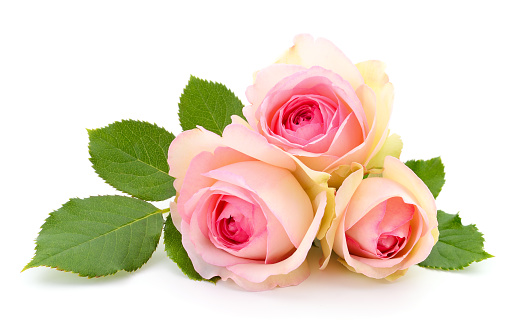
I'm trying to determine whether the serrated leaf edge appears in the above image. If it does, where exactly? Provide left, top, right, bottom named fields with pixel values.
left=177, top=75, right=245, bottom=136
left=418, top=211, right=493, bottom=271
left=23, top=196, right=168, bottom=277
left=405, top=157, right=445, bottom=199
left=87, top=119, right=176, bottom=202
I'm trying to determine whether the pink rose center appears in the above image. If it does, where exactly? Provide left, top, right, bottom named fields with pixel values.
left=376, top=233, right=407, bottom=258
left=211, top=196, right=255, bottom=250
left=276, top=94, right=337, bottom=143
left=217, top=215, right=250, bottom=245
left=345, top=197, right=415, bottom=260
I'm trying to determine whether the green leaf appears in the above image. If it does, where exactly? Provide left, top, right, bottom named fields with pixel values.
left=164, top=214, right=218, bottom=283
left=24, top=196, right=165, bottom=277
left=418, top=210, right=493, bottom=270
left=405, top=157, right=445, bottom=198
left=178, top=76, right=245, bottom=135
left=366, top=133, right=403, bottom=169
left=88, top=120, right=176, bottom=201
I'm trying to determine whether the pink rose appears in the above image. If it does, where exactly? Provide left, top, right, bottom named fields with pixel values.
left=244, top=34, right=394, bottom=173
left=320, top=157, right=438, bottom=280
left=168, top=120, right=332, bottom=291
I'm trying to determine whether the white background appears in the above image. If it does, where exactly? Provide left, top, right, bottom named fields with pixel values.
left=1, top=1, right=525, bottom=326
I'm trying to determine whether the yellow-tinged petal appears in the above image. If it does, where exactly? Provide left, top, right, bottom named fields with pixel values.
left=384, top=268, right=409, bottom=282
left=432, top=227, right=439, bottom=243
left=316, top=188, right=336, bottom=241
left=288, top=156, right=334, bottom=242
left=355, top=60, right=394, bottom=164
left=319, top=163, right=363, bottom=269
left=355, top=60, right=389, bottom=95
left=366, top=133, right=403, bottom=169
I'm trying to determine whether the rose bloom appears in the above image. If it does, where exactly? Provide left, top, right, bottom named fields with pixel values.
left=168, top=119, right=332, bottom=291
left=244, top=34, right=394, bottom=174
left=320, top=157, right=438, bottom=280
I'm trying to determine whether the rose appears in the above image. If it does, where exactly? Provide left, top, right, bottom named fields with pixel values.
left=168, top=120, right=332, bottom=291
left=320, top=156, right=438, bottom=280
left=243, top=34, right=394, bottom=174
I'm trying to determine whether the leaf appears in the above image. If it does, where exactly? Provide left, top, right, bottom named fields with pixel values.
left=178, top=76, right=245, bottom=135
left=163, top=214, right=219, bottom=283
left=405, top=157, right=445, bottom=198
left=366, top=133, right=403, bottom=169
left=418, top=210, right=493, bottom=270
left=88, top=120, right=176, bottom=201
left=24, top=196, right=165, bottom=277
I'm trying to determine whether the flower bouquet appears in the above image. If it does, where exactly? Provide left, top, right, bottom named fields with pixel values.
left=24, top=35, right=491, bottom=291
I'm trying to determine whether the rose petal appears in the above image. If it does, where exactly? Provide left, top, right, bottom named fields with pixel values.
left=345, top=200, right=387, bottom=254
left=168, top=127, right=222, bottom=190
left=226, top=261, right=310, bottom=292
left=204, top=161, right=313, bottom=247
left=382, top=156, right=438, bottom=232
left=378, top=197, right=415, bottom=234
left=276, top=34, right=365, bottom=90
left=245, top=64, right=305, bottom=123
left=228, top=191, right=327, bottom=283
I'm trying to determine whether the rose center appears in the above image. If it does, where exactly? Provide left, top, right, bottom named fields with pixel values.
left=210, top=196, right=256, bottom=250
left=291, top=106, right=315, bottom=126
left=274, top=94, right=336, bottom=143
left=218, top=215, right=250, bottom=245
left=376, top=234, right=406, bottom=258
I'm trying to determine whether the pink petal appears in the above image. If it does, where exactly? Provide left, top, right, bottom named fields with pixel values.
left=378, top=197, right=415, bottom=234
left=345, top=200, right=387, bottom=255
left=204, top=161, right=313, bottom=248
left=382, top=157, right=438, bottom=232
left=228, top=191, right=327, bottom=283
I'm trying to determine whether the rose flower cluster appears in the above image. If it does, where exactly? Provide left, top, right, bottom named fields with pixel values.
left=168, top=35, right=438, bottom=291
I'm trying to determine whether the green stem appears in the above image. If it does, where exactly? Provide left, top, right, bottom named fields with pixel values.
left=160, top=208, right=170, bottom=214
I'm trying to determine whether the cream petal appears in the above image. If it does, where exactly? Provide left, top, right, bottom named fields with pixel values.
left=167, top=127, right=222, bottom=191
left=276, top=34, right=365, bottom=90
left=222, top=124, right=297, bottom=171
left=226, top=261, right=310, bottom=291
